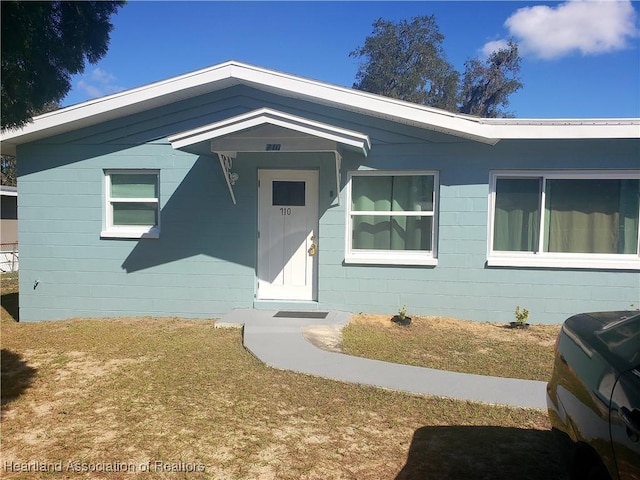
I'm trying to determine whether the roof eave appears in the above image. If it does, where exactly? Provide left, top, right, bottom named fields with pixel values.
left=2, top=61, right=639, bottom=156
left=485, top=121, right=640, bottom=140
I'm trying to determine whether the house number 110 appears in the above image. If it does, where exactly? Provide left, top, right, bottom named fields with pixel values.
left=280, top=207, right=292, bottom=215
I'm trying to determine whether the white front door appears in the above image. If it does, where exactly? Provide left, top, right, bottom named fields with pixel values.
left=257, top=169, right=318, bottom=301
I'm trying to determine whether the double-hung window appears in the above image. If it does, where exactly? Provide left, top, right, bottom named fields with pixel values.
left=488, top=171, right=640, bottom=269
left=102, top=170, right=160, bottom=239
left=345, top=171, right=438, bottom=265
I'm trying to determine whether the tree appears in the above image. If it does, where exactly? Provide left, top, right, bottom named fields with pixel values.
left=1, top=0, right=125, bottom=131
left=0, top=102, right=59, bottom=186
left=351, top=16, right=523, bottom=118
left=1, top=155, right=17, bottom=186
left=459, top=41, right=523, bottom=118
left=350, top=16, right=459, bottom=112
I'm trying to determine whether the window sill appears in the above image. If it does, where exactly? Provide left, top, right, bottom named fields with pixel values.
left=101, top=227, right=160, bottom=239
left=345, top=252, right=437, bottom=266
left=487, top=254, right=640, bottom=271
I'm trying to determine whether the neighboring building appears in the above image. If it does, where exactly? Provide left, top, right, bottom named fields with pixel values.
left=1, top=61, right=638, bottom=323
left=0, top=185, right=18, bottom=272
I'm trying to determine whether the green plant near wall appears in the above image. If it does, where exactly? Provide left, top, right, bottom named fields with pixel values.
left=392, top=305, right=411, bottom=326
left=513, top=306, right=530, bottom=327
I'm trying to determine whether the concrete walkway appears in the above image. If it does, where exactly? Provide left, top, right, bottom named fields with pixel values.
left=217, top=309, right=548, bottom=410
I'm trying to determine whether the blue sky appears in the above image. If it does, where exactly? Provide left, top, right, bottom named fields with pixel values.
left=63, top=1, right=640, bottom=118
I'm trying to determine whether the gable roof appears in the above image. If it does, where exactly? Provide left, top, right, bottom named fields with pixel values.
left=1, top=60, right=639, bottom=156
left=168, top=107, right=371, bottom=157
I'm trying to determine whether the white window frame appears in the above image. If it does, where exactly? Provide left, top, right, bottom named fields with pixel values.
left=101, top=169, right=160, bottom=239
left=487, top=170, right=640, bottom=270
left=345, top=170, right=438, bottom=266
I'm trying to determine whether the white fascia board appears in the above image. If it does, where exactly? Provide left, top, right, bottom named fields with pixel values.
left=0, top=61, right=241, bottom=155
left=3, top=61, right=640, bottom=156
left=481, top=119, right=640, bottom=140
left=234, top=66, right=496, bottom=144
left=169, top=108, right=371, bottom=156
left=1, top=61, right=488, bottom=153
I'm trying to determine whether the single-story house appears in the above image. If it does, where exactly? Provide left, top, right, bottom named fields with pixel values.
left=0, top=185, right=19, bottom=272
left=1, top=61, right=639, bottom=323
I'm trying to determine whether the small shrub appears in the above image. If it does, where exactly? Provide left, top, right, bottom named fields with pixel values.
left=514, top=306, right=530, bottom=326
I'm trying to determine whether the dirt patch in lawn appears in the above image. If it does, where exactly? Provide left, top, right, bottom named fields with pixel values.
left=302, top=324, right=345, bottom=353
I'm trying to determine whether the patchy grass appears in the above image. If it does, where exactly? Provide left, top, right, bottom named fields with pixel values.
left=342, top=314, right=560, bottom=381
left=0, top=276, right=567, bottom=479
left=1, top=318, right=566, bottom=480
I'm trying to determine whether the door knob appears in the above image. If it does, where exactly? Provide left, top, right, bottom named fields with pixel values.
left=308, top=243, right=317, bottom=256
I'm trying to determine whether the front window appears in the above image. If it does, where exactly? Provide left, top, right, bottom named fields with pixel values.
left=489, top=171, right=640, bottom=269
left=102, top=170, right=160, bottom=239
left=346, top=171, right=438, bottom=265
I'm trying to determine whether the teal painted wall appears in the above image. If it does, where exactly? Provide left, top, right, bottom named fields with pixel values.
left=324, top=140, right=640, bottom=324
left=16, top=86, right=640, bottom=323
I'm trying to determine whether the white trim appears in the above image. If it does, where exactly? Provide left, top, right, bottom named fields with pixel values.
left=345, top=169, right=439, bottom=266
left=487, top=170, right=640, bottom=270
left=169, top=107, right=371, bottom=157
left=101, top=169, right=160, bottom=239
left=100, top=227, right=160, bottom=240
left=3, top=61, right=638, bottom=156
left=487, top=254, right=640, bottom=270
left=345, top=250, right=439, bottom=266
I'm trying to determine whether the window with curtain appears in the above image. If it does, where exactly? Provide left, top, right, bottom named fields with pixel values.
left=346, top=172, right=437, bottom=265
left=490, top=172, right=640, bottom=269
left=102, top=170, right=160, bottom=238
left=493, top=177, right=541, bottom=252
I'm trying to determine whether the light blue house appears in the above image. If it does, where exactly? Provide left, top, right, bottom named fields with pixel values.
left=2, top=61, right=639, bottom=323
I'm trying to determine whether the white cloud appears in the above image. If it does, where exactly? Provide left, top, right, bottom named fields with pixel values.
left=481, top=39, right=510, bottom=58
left=504, top=0, right=638, bottom=59
left=76, top=67, right=124, bottom=99
left=76, top=80, right=104, bottom=98
left=90, top=67, right=116, bottom=85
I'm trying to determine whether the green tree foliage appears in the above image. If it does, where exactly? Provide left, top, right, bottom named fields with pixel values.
left=351, top=16, right=523, bottom=118
left=1, top=102, right=59, bottom=186
left=1, top=0, right=125, bottom=131
left=459, top=41, right=523, bottom=118
left=0, top=156, right=16, bottom=186
left=1, top=155, right=17, bottom=186
left=350, top=16, right=459, bottom=112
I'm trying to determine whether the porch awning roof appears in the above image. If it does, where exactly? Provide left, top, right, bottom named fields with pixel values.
left=168, top=108, right=371, bottom=157
left=168, top=108, right=369, bottom=205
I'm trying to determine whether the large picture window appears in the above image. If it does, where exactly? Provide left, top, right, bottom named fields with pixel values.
left=346, top=171, right=438, bottom=265
left=102, top=170, right=160, bottom=239
left=488, top=171, right=640, bottom=269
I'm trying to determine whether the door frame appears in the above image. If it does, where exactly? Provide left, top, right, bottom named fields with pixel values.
left=256, top=169, right=319, bottom=301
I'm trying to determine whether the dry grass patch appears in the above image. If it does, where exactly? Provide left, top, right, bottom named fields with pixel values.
left=1, top=275, right=567, bottom=479
left=1, top=318, right=567, bottom=480
left=342, top=313, right=560, bottom=381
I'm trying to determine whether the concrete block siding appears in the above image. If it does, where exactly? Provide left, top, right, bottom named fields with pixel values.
left=15, top=87, right=640, bottom=323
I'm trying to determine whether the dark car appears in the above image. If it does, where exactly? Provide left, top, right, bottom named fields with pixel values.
left=547, top=311, right=640, bottom=480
